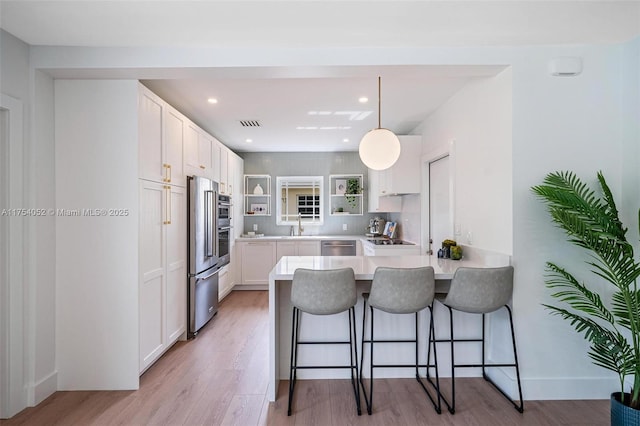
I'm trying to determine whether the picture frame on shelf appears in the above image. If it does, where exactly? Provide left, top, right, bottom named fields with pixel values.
left=335, top=179, right=347, bottom=195
left=250, top=203, right=268, bottom=214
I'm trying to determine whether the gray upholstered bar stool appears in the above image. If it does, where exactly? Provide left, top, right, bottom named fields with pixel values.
left=433, top=265, right=523, bottom=414
left=287, top=267, right=361, bottom=416
left=359, top=266, right=442, bottom=415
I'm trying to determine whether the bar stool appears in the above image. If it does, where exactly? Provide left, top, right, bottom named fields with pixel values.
left=287, top=267, right=361, bottom=416
left=359, top=266, right=442, bottom=415
left=434, top=265, right=524, bottom=414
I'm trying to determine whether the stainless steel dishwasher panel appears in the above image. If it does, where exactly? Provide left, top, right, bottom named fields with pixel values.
left=320, top=240, right=357, bottom=256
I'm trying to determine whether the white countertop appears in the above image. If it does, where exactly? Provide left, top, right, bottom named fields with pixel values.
left=235, top=234, right=365, bottom=242
left=269, top=254, right=491, bottom=280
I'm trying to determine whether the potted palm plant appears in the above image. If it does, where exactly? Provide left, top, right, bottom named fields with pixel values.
left=532, top=171, right=639, bottom=425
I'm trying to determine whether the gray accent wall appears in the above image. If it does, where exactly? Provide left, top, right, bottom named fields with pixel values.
left=240, top=152, right=386, bottom=236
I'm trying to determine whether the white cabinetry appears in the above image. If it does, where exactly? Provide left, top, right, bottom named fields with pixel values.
left=219, top=146, right=229, bottom=194
left=376, top=135, right=421, bottom=195
left=239, top=241, right=277, bottom=286
left=138, top=85, right=185, bottom=187
left=139, top=180, right=186, bottom=373
left=218, top=265, right=233, bottom=299
left=368, top=168, right=401, bottom=213
left=138, top=83, right=187, bottom=374
left=276, top=241, right=320, bottom=260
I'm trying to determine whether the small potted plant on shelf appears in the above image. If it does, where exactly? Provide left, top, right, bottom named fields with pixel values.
left=344, top=178, right=361, bottom=209
left=532, top=171, right=639, bottom=425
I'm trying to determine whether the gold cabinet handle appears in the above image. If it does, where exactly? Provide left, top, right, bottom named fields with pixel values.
left=199, top=165, right=205, bottom=170
left=163, top=163, right=169, bottom=182
left=163, top=185, right=172, bottom=225
left=229, top=184, right=232, bottom=196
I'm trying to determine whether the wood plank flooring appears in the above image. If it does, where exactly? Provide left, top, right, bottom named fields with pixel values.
left=2, top=290, right=609, bottom=425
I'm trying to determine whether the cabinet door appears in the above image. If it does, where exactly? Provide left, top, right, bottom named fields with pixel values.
left=241, top=242, right=276, bottom=285
left=184, top=123, right=200, bottom=176
left=220, top=147, right=229, bottom=194
left=138, top=87, right=164, bottom=183
left=165, top=185, right=186, bottom=344
left=368, top=169, right=401, bottom=213
left=276, top=241, right=296, bottom=261
left=297, top=241, right=320, bottom=256
left=218, top=265, right=232, bottom=300
left=210, top=138, right=221, bottom=183
left=197, top=132, right=213, bottom=179
left=139, top=180, right=166, bottom=372
left=164, top=107, right=186, bottom=187
left=386, top=135, right=421, bottom=194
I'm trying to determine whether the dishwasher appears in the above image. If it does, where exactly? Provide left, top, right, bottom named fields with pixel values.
left=320, top=240, right=357, bottom=256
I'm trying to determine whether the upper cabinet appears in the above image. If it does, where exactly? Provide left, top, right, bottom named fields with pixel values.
left=374, top=135, right=422, bottom=196
left=138, top=85, right=185, bottom=187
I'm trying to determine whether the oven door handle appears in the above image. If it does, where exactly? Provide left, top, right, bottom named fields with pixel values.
left=218, top=226, right=232, bottom=231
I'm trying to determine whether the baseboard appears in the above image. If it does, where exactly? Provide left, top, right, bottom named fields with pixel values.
left=29, top=370, right=57, bottom=406
left=488, top=367, right=618, bottom=400
left=233, top=284, right=267, bottom=291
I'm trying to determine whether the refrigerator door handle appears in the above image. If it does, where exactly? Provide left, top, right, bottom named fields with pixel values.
left=196, top=268, right=219, bottom=282
left=214, top=191, right=220, bottom=258
left=205, top=190, right=214, bottom=257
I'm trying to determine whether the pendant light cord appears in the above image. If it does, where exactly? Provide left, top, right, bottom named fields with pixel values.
left=377, top=76, right=382, bottom=129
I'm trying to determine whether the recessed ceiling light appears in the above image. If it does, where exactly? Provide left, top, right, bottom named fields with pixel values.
left=359, top=97, right=368, bottom=103
left=245, top=139, right=252, bottom=143
left=207, top=98, right=218, bottom=104
left=343, top=138, right=349, bottom=143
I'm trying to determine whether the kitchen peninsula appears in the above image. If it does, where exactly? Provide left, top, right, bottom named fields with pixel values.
left=267, top=253, right=511, bottom=401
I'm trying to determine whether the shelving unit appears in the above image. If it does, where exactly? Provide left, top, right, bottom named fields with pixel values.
left=329, top=174, right=363, bottom=216
left=244, top=174, right=271, bottom=216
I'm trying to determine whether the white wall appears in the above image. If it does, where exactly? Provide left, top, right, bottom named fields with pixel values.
left=418, top=69, right=513, bottom=255
left=55, top=80, right=139, bottom=390
left=0, top=29, right=58, bottom=415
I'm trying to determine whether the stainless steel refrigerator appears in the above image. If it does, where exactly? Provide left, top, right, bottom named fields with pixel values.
left=187, top=175, right=220, bottom=338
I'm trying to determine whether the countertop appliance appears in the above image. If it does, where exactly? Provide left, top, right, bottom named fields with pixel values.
left=366, top=217, right=386, bottom=236
left=367, top=239, right=415, bottom=245
left=320, top=240, right=357, bottom=256
left=187, top=176, right=221, bottom=338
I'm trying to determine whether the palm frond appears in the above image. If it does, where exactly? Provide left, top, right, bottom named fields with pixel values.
left=545, top=263, right=615, bottom=324
left=533, top=171, right=640, bottom=405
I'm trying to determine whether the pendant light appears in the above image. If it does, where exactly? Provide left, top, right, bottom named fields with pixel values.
left=358, top=76, right=401, bottom=170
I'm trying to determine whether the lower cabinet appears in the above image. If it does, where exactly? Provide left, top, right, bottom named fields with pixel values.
left=218, top=264, right=233, bottom=300
left=239, top=241, right=277, bottom=286
left=139, top=179, right=186, bottom=373
left=276, top=240, right=320, bottom=260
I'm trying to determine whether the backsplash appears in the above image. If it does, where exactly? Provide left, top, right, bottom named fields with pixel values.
left=240, top=152, right=385, bottom=236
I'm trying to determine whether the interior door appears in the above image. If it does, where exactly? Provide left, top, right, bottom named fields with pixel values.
left=429, top=155, right=450, bottom=255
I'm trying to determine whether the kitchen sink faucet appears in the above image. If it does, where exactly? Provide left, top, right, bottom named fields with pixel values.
left=297, top=213, right=304, bottom=236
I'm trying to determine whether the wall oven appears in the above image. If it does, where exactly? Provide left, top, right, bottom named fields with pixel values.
left=217, top=194, right=232, bottom=267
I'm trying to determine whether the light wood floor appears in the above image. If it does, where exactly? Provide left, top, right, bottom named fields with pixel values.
left=2, top=290, right=609, bottom=425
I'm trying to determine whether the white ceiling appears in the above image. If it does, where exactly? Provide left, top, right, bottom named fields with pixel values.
left=2, top=1, right=639, bottom=153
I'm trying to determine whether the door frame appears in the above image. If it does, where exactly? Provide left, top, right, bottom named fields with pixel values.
left=0, top=93, right=26, bottom=418
left=420, top=139, right=456, bottom=254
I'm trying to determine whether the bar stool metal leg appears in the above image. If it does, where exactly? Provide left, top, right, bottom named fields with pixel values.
left=360, top=300, right=442, bottom=415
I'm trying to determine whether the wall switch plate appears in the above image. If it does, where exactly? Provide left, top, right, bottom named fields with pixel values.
left=343, top=223, right=348, bottom=231
left=253, top=224, right=258, bottom=231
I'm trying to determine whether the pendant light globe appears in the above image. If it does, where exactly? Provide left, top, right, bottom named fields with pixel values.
left=358, top=76, right=400, bottom=170
left=358, top=128, right=401, bottom=170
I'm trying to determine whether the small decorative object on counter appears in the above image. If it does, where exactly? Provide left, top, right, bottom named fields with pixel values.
left=442, top=239, right=457, bottom=259
left=253, top=183, right=263, bottom=195
left=437, top=248, right=444, bottom=258
left=451, top=245, right=463, bottom=260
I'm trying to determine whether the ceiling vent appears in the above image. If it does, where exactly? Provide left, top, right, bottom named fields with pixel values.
left=239, top=120, right=261, bottom=127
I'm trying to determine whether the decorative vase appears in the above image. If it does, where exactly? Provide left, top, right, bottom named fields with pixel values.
left=611, top=392, right=640, bottom=426
left=253, top=184, right=263, bottom=195
left=451, top=245, right=463, bottom=260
